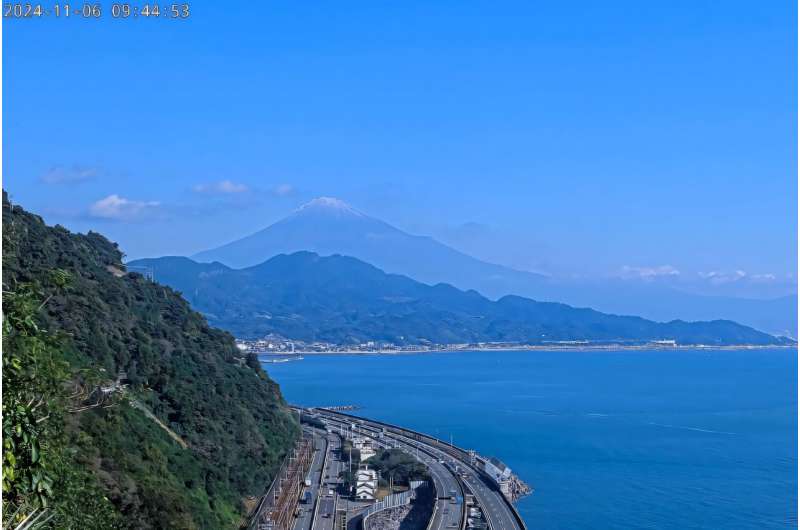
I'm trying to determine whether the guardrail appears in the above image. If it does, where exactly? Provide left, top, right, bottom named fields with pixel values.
left=356, top=433, right=437, bottom=530
left=315, top=413, right=466, bottom=530
left=309, top=432, right=330, bottom=530
left=459, top=479, right=491, bottom=530
left=426, top=495, right=439, bottom=530
left=308, top=409, right=528, bottom=530
left=362, top=481, right=427, bottom=530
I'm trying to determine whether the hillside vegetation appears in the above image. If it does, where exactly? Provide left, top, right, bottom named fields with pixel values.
left=130, top=252, right=788, bottom=346
left=2, top=193, right=298, bottom=529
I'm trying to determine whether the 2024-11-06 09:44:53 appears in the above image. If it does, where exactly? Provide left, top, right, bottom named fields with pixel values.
left=3, top=3, right=190, bottom=18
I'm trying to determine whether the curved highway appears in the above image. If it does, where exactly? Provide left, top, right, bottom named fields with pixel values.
left=393, top=432, right=518, bottom=530
left=313, top=413, right=463, bottom=530
left=310, top=409, right=525, bottom=530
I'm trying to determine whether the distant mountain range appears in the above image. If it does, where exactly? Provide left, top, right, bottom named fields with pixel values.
left=190, top=197, right=796, bottom=336
left=128, top=252, right=789, bottom=346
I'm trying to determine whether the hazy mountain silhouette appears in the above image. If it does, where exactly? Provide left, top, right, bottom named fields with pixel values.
left=129, top=252, right=789, bottom=346
left=192, top=197, right=548, bottom=293
left=191, top=197, right=796, bottom=336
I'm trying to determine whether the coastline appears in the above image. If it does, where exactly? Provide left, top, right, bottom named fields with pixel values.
left=256, top=344, right=797, bottom=356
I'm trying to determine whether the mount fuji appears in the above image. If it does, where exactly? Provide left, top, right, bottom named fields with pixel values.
left=192, top=197, right=549, bottom=295
left=190, top=197, right=795, bottom=335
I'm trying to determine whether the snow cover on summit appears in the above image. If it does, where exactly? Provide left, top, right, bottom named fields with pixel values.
left=190, top=197, right=795, bottom=336
left=290, top=197, right=366, bottom=218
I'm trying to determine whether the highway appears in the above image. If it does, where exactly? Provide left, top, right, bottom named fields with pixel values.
left=310, top=410, right=525, bottom=530
left=397, top=434, right=517, bottom=530
left=313, top=430, right=341, bottom=530
left=314, top=413, right=463, bottom=530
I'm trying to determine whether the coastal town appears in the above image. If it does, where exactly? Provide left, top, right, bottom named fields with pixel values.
left=233, top=335, right=780, bottom=355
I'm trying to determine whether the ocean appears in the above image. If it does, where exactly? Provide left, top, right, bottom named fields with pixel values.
left=263, top=349, right=797, bottom=529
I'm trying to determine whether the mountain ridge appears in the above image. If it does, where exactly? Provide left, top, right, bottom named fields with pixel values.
left=130, top=251, right=789, bottom=346
left=189, top=197, right=796, bottom=336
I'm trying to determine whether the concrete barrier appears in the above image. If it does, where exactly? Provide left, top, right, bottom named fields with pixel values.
left=310, top=409, right=528, bottom=530
left=363, top=481, right=428, bottom=530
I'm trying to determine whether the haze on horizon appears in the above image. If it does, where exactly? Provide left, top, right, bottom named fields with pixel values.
left=4, top=1, right=797, bottom=301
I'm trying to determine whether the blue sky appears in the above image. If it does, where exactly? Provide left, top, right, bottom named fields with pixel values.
left=4, top=1, right=797, bottom=296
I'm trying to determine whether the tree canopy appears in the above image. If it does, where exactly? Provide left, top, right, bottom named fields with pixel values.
left=2, top=192, right=298, bottom=529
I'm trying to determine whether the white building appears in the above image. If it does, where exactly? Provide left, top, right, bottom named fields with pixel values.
left=484, top=457, right=512, bottom=483
left=651, top=339, right=677, bottom=347
left=355, top=466, right=378, bottom=501
left=486, top=457, right=513, bottom=494
left=356, top=483, right=376, bottom=500
left=352, top=436, right=377, bottom=460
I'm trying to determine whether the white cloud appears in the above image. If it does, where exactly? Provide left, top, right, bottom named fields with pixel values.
left=193, top=180, right=249, bottom=194
left=89, top=194, right=160, bottom=221
left=271, top=183, right=295, bottom=197
left=619, top=265, right=680, bottom=280
left=41, top=165, right=99, bottom=184
left=751, top=273, right=777, bottom=282
left=698, top=270, right=778, bottom=284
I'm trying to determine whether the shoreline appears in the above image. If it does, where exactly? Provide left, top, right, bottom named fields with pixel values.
left=256, top=344, right=797, bottom=356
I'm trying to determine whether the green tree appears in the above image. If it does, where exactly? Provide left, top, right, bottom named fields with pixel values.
left=2, top=279, right=121, bottom=529
left=3, top=190, right=298, bottom=528
left=3, top=283, right=67, bottom=524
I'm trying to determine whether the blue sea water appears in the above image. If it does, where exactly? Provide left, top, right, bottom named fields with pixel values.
left=264, top=349, right=797, bottom=529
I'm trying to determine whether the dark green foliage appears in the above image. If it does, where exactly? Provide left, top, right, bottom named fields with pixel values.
left=3, top=281, right=123, bottom=529
left=364, top=449, right=429, bottom=488
left=130, top=252, right=789, bottom=346
left=3, top=192, right=299, bottom=529
left=2, top=285, right=66, bottom=508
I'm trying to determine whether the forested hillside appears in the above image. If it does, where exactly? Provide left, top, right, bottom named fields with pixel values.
left=2, top=192, right=298, bottom=529
left=130, top=252, right=788, bottom=346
